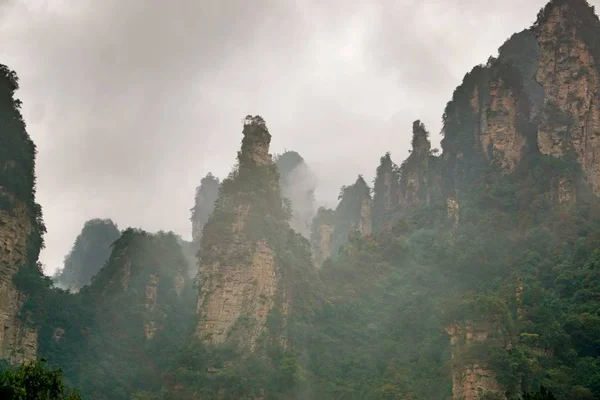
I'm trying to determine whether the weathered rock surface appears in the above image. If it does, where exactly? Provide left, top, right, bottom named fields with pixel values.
left=195, top=116, right=292, bottom=351
left=446, top=322, right=505, bottom=400
left=310, top=207, right=335, bottom=267
left=0, top=65, right=44, bottom=364
left=196, top=240, right=278, bottom=350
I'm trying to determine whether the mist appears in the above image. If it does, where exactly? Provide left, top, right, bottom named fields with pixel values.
left=2, top=0, right=600, bottom=399
left=0, top=0, right=567, bottom=276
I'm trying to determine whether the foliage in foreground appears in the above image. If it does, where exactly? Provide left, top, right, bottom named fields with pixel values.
left=0, top=359, right=81, bottom=400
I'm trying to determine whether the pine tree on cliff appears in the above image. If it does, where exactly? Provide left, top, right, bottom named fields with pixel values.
left=189, top=173, right=220, bottom=246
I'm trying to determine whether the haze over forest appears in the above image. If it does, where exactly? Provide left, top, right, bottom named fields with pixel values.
left=0, top=0, right=588, bottom=274
left=4, top=0, right=600, bottom=399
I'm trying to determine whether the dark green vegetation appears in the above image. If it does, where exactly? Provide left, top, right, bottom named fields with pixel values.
left=0, top=64, right=45, bottom=270
left=13, top=230, right=196, bottom=399
left=5, top=1, right=600, bottom=399
left=0, top=358, right=82, bottom=399
left=52, top=219, right=120, bottom=291
left=164, top=116, right=319, bottom=400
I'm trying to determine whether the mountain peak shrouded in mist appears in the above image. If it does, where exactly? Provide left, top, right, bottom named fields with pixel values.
left=52, top=218, right=120, bottom=292
left=275, top=150, right=317, bottom=237
left=190, top=172, right=221, bottom=245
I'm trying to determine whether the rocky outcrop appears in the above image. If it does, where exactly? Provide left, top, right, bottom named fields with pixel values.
left=447, top=196, right=460, bottom=227
left=0, top=65, right=45, bottom=364
left=534, top=0, right=600, bottom=194
left=91, top=229, right=193, bottom=342
left=190, top=173, right=221, bottom=245
left=53, top=218, right=120, bottom=292
left=331, top=176, right=372, bottom=257
left=399, top=121, right=434, bottom=209
left=195, top=116, right=298, bottom=351
left=549, top=175, right=577, bottom=204
left=196, top=240, right=278, bottom=350
left=372, top=153, right=401, bottom=233
left=310, top=207, right=335, bottom=266
left=275, top=151, right=317, bottom=237
left=143, top=274, right=162, bottom=340
left=0, top=197, right=37, bottom=363
left=480, top=79, right=524, bottom=172
left=446, top=322, right=506, bottom=400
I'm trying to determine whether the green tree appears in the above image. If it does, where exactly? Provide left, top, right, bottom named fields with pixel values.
left=0, top=358, right=82, bottom=399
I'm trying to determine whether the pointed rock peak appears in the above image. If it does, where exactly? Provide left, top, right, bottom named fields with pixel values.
left=337, top=175, right=371, bottom=202
left=375, top=153, right=400, bottom=185
left=378, top=152, right=394, bottom=171
left=275, top=150, right=311, bottom=184
left=411, top=120, right=431, bottom=156
left=275, top=150, right=305, bottom=172
left=239, top=115, right=272, bottom=168
left=534, top=0, right=599, bottom=29
left=354, top=175, right=370, bottom=191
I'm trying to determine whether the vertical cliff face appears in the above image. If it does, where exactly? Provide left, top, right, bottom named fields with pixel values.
left=37, top=228, right=197, bottom=398
left=0, top=65, right=44, bottom=364
left=90, top=229, right=193, bottom=342
left=53, top=218, right=120, bottom=292
left=0, top=198, right=38, bottom=363
left=444, top=296, right=511, bottom=400
left=275, top=151, right=317, bottom=237
left=372, top=152, right=401, bottom=233
left=440, top=0, right=600, bottom=204
left=310, top=207, right=335, bottom=266
left=190, top=173, right=221, bottom=246
left=399, top=121, right=437, bottom=209
left=195, top=115, right=313, bottom=354
left=480, top=77, right=525, bottom=172
left=330, top=176, right=372, bottom=257
left=446, top=322, right=506, bottom=400
left=535, top=0, right=600, bottom=194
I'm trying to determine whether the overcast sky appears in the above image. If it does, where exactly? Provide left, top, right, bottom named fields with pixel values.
left=0, top=0, right=595, bottom=274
